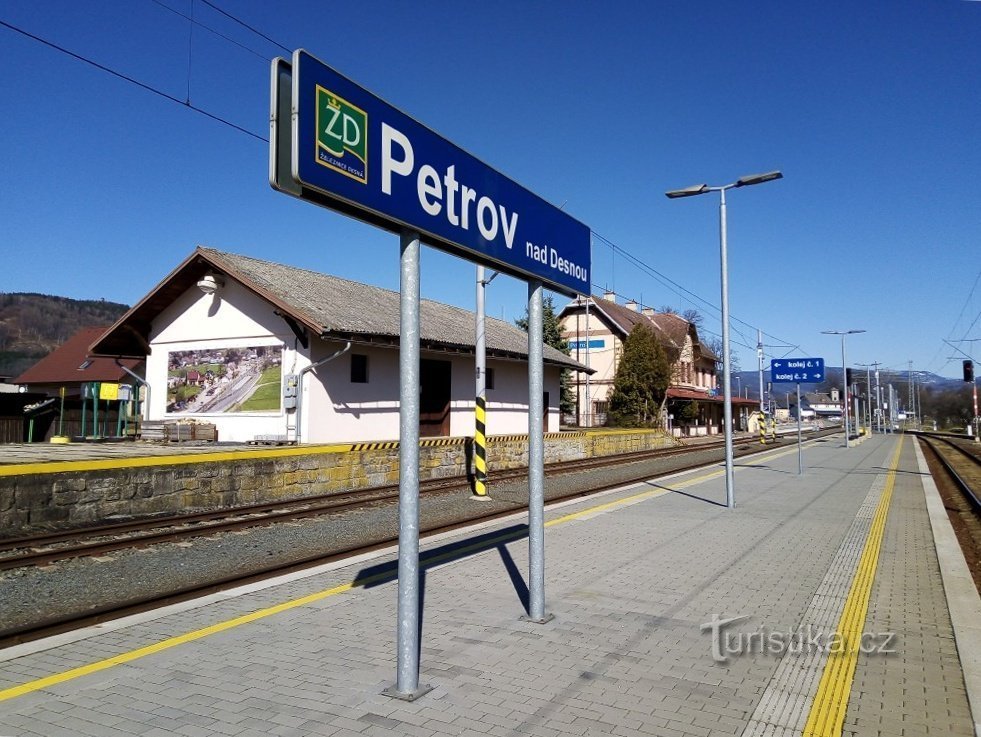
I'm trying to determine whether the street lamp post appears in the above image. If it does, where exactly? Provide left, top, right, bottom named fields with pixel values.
left=822, top=329, right=865, bottom=448
left=667, top=171, right=783, bottom=509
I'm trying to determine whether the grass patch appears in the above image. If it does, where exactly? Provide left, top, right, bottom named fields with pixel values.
left=237, top=365, right=282, bottom=412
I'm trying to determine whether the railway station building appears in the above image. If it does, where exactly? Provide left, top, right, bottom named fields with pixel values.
left=91, top=246, right=588, bottom=444
left=558, top=294, right=755, bottom=435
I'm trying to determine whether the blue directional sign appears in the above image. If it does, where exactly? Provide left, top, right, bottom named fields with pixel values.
left=282, top=50, right=591, bottom=296
left=771, top=357, right=826, bottom=384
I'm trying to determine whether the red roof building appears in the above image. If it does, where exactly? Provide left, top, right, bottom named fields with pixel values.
left=13, top=326, right=143, bottom=398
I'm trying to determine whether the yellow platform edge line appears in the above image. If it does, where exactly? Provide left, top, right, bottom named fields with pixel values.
left=801, top=438, right=903, bottom=737
left=0, top=445, right=748, bottom=702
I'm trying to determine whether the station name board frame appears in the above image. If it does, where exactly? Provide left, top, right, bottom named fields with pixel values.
left=270, top=51, right=590, bottom=297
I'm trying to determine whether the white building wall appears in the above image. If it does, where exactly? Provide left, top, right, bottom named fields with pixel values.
left=302, top=342, right=399, bottom=443
left=148, top=282, right=563, bottom=444
left=147, top=281, right=306, bottom=443
left=561, top=307, right=620, bottom=423
left=304, top=345, right=561, bottom=442
left=452, top=359, right=562, bottom=435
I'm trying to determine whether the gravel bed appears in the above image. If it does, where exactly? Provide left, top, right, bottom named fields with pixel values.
left=0, top=445, right=732, bottom=634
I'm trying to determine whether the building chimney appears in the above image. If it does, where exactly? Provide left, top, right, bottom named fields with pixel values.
left=625, top=300, right=638, bottom=312
left=641, top=307, right=655, bottom=317
left=603, top=291, right=616, bottom=303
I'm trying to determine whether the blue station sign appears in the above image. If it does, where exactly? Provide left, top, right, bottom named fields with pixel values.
left=284, top=50, right=591, bottom=296
left=770, top=357, right=825, bottom=384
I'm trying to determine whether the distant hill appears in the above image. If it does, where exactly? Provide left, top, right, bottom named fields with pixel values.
left=0, top=293, right=129, bottom=379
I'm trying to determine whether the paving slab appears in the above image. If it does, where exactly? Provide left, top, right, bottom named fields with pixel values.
left=0, top=434, right=975, bottom=737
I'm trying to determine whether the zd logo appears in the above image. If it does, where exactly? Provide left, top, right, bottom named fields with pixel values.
left=315, top=86, right=367, bottom=184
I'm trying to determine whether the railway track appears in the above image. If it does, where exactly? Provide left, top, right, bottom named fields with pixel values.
left=0, top=438, right=738, bottom=570
left=913, top=432, right=981, bottom=511
left=912, top=430, right=981, bottom=594
left=0, top=430, right=834, bottom=647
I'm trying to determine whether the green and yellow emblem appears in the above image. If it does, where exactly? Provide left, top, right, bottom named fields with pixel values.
left=315, top=86, right=367, bottom=183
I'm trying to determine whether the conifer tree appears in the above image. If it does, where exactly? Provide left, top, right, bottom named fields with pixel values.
left=607, top=321, right=672, bottom=427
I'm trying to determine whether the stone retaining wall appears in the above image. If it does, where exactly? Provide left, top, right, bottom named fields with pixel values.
left=1, top=429, right=676, bottom=534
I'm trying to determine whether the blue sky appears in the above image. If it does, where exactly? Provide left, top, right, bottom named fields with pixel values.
left=1, top=1, right=979, bottom=378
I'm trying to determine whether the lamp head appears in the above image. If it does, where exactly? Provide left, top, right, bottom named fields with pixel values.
left=735, top=171, right=783, bottom=188
left=665, top=184, right=709, bottom=199
left=196, top=274, right=224, bottom=295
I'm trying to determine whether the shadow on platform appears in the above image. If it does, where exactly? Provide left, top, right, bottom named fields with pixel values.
left=638, top=480, right=729, bottom=508
left=352, top=523, right=533, bottom=616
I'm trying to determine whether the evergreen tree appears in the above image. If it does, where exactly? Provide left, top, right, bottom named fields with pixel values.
left=607, top=322, right=672, bottom=427
left=515, top=294, right=575, bottom=415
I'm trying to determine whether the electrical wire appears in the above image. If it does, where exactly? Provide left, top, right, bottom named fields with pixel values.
left=0, top=18, right=267, bottom=143
left=199, top=0, right=290, bottom=54
left=927, top=267, right=981, bottom=374
left=148, top=0, right=272, bottom=62
left=589, top=231, right=807, bottom=359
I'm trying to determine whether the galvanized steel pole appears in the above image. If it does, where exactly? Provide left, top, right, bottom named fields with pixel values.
left=665, top=171, right=782, bottom=510
left=757, top=328, right=765, bottom=415
left=584, top=298, right=591, bottom=427
left=796, top=382, right=803, bottom=475
left=473, top=265, right=489, bottom=498
left=526, top=281, right=551, bottom=623
left=840, top=334, right=850, bottom=447
left=719, top=188, right=735, bottom=509
left=388, top=230, right=430, bottom=701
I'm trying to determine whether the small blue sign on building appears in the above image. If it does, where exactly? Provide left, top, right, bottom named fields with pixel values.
left=770, top=357, right=826, bottom=384
left=282, top=50, right=591, bottom=296
left=569, top=339, right=605, bottom=350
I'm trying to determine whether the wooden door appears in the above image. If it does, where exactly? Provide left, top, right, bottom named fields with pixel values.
left=420, top=359, right=451, bottom=437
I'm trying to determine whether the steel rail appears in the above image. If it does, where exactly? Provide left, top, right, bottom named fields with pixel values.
left=915, top=434, right=981, bottom=512
left=0, top=441, right=736, bottom=565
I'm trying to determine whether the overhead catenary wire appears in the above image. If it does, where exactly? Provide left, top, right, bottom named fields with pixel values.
left=148, top=0, right=273, bottom=62
left=0, top=17, right=267, bottom=143
left=199, top=0, right=291, bottom=55
left=591, top=230, right=794, bottom=353
left=1, top=8, right=790, bottom=363
left=927, top=267, right=981, bottom=374
left=589, top=231, right=808, bottom=359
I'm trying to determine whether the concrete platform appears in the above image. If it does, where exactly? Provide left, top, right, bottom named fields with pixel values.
left=0, top=434, right=977, bottom=737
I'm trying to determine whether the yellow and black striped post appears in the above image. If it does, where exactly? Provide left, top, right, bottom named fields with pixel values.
left=768, top=415, right=777, bottom=443
left=474, top=394, right=488, bottom=496
left=759, top=413, right=768, bottom=445
left=473, top=264, right=491, bottom=499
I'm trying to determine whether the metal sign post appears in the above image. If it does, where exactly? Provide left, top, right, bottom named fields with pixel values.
left=270, top=52, right=589, bottom=698
left=771, top=358, right=826, bottom=476
left=523, top=282, right=552, bottom=624
left=388, top=230, right=431, bottom=701
left=796, top=382, right=803, bottom=475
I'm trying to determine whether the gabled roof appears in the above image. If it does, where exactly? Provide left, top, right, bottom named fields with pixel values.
left=560, top=296, right=720, bottom=363
left=92, top=247, right=590, bottom=373
left=559, top=297, right=683, bottom=353
left=652, top=311, right=693, bottom=349
left=14, top=327, right=142, bottom=385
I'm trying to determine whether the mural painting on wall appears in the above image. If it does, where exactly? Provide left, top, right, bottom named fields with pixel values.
left=166, top=346, right=282, bottom=414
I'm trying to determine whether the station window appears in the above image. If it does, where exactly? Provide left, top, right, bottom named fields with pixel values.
left=486, top=367, right=495, bottom=390
left=351, top=354, right=368, bottom=383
